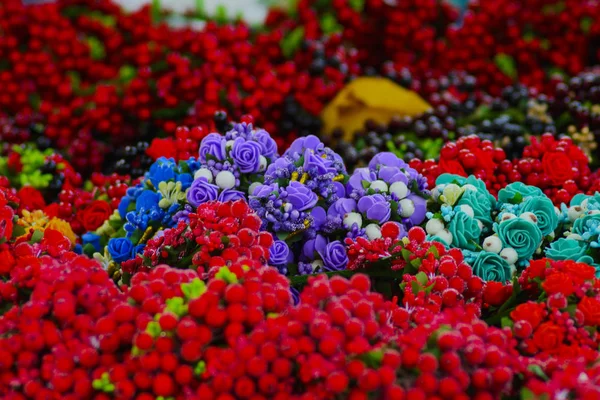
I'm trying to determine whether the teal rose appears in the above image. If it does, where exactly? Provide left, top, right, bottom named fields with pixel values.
left=572, top=213, right=600, bottom=238
left=496, top=217, right=543, bottom=262
left=520, top=196, right=558, bottom=237
left=471, top=251, right=512, bottom=282
left=457, top=188, right=493, bottom=227
left=447, top=210, right=481, bottom=250
left=570, top=193, right=589, bottom=207
left=498, top=182, right=543, bottom=204
left=545, top=238, right=593, bottom=264
left=437, top=174, right=495, bottom=206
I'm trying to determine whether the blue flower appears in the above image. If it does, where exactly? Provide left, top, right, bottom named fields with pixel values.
left=136, top=190, right=161, bottom=213
left=471, top=251, right=512, bottom=282
left=148, top=157, right=177, bottom=188
left=498, top=182, right=543, bottom=204
left=546, top=238, right=593, bottom=263
left=495, top=217, right=543, bottom=262
left=519, top=196, right=558, bottom=237
left=176, top=173, right=194, bottom=189
left=118, top=196, right=132, bottom=219
left=107, top=238, right=135, bottom=263
left=82, top=232, right=101, bottom=252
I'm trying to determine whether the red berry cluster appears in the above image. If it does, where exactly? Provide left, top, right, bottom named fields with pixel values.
left=412, top=133, right=593, bottom=204
left=518, top=134, right=592, bottom=204
left=133, top=201, right=273, bottom=276
left=524, top=358, right=600, bottom=399
left=207, top=273, right=405, bottom=398
left=122, top=264, right=290, bottom=399
left=146, top=125, right=208, bottom=162
left=411, top=135, right=509, bottom=195
left=0, top=253, right=126, bottom=398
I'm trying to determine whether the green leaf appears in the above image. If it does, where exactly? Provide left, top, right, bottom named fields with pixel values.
left=501, top=317, right=514, bottom=328
left=196, top=0, right=205, bottom=17
left=151, top=0, right=162, bottom=24
left=425, top=244, right=439, bottom=258
left=527, top=364, right=549, bottom=380
left=494, top=53, right=517, bottom=80
left=86, top=37, right=106, bottom=60
left=581, top=17, right=594, bottom=33
left=215, top=5, right=228, bottom=24
left=11, top=224, right=26, bottom=239
left=415, top=271, right=429, bottom=286
left=30, top=229, right=43, bottom=244
left=401, top=248, right=412, bottom=262
left=29, top=93, right=41, bottom=111
left=320, top=13, right=341, bottom=35
left=349, top=0, right=364, bottom=12
left=520, top=388, right=535, bottom=400
left=280, top=27, right=305, bottom=59
left=119, top=65, right=137, bottom=83
left=146, top=321, right=161, bottom=337
left=510, top=192, right=523, bottom=204
left=276, top=231, right=288, bottom=241
left=165, top=297, right=187, bottom=317
left=410, top=280, right=421, bottom=294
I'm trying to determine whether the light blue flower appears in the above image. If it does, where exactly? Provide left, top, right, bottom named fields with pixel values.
left=495, top=217, right=543, bottom=262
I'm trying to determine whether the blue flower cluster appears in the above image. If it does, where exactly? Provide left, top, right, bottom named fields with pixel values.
left=104, top=157, right=201, bottom=264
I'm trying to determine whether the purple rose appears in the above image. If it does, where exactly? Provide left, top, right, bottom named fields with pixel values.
left=253, top=129, right=278, bottom=158
left=346, top=168, right=375, bottom=195
left=333, top=181, right=346, bottom=198
left=405, top=194, right=427, bottom=225
left=378, top=166, right=409, bottom=185
left=318, top=240, right=348, bottom=271
left=199, top=133, right=226, bottom=162
left=285, top=135, right=324, bottom=157
left=311, top=206, right=327, bottom=231
left=284, top=181, right=318, bottom=211
left=252, top=182, right=278, bottom=197
left=218, top=188, right=246, bottom=202
left=302, top=234, right=328, bottom=260
left=269, top=240, right=292, bottom=266
left=368, top=152, right=408, bottom=170
left=303, top=148, right=330, bottom=175
left=187, top=177, right=220, bottom=207
left=231, top=137, right=262, bottom=173
left=358, top=194, right=391, bottom=224
left=327, top=198, right=357, bottom=219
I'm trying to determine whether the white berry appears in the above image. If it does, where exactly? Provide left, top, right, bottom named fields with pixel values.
left=520, top=212, right=538, bottom=224
left=311, top=259, right=324, bottom=271
left=258, top=156, right=268, bottom=172
left=365, top=224, right=382, bottom=240
left=343, top=212, right=363, bottom=229
left=463, top=184, right=477, bottom=192
left=194, top=168, right=213, bottom=182
left=500, top=213, right=517, bottom=222
left=215, top=170, right=236, bottom=189
left=389, top=181, right=409, bottom=199
left=226, top=139, right=235, bottom=148
left=399, top=199, right=415, bottom=217
left=425, top=218, right=444, bottom=235
left=500, top=247, right=518, bottom=265
left=370, top=180, right=388, bottom=193
left=567, top=206, right=584, bottom=222
left=436, top=229, right=453, bottom=245
left=458, top=204, right=474, bottom=218
left=248, top=182, right=261, bottom=196
left=482, top=236, right=502, bottom=253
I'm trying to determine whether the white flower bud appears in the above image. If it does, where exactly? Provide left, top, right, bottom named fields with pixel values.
left=365, top=224, right=382, bottom=240
left=567, top=233, right=583, bottom=241
left=554, top=206, right=561, bottom=216
left=389, top=181, right=409, bottom=199
left=500, top=213, right=516, bottom=222
left=399, top=199, right=415, bottom=217
left=462, top=184, right=477, bottom=192
left=194, top=168, right=213, bottom=182
left=482, top=236, right=502, bottom=253
left=509, top=264, right=517, bottom=276
left=458, top=204, right=474, bottom=218
left=477, top=220, right=484, bottom=231
left=258, top=156, right=268, bottom=172
left=581, top=199, right=589, bottom=210
left=435, top=229, right=453, bottom=245
left=226, top=139, right=235, bottom=148
left=568, top=206, right=584, bottom=222
left=370, top=180, right=388, bottom=193
left=425, top=218, right=444, bottom=235
left=215, top=170, right=236, bottom=189
left=590, top=210, right=600, bottom=215
left=343, top=212, right=363, bottom=229
left=520, top=212, right=538, bottom=224
left=499, top=247, right=518, bottom=265
left=248, top=182, right=261, bottom=196
left=431, top=187, right=441, bottom=201
left=311, top=259, right=324, bottom=271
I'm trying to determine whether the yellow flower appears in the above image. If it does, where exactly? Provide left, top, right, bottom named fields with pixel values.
left=439, top=184, right=464, bottom=206
left=17, top=210, right=50, bottom=238
left=320, top=77, right=431, bottom=140
left=45, top=218, right=77, bottom=245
